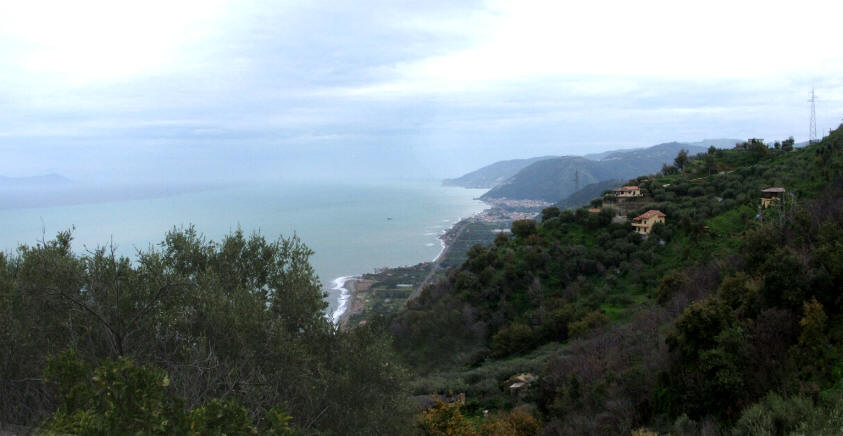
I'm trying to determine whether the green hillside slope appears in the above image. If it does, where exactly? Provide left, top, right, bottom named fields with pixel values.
left=385, top=125, right=843, bottom=434
left=554, top=179, right=623, bottom=210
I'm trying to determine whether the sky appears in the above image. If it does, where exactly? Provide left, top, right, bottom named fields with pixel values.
left=1, top=0, right=842, bottom=183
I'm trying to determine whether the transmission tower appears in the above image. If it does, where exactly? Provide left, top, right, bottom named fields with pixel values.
left=809, top=88, right=818, bottom=144
left=574, top=170, right=580, bottom=192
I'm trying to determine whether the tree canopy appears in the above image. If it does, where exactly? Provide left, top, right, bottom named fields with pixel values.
left=0, top=227, right=413, bottom=434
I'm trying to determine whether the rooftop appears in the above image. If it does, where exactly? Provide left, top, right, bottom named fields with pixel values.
left=613, top=186, right=640, bottom=192
left=761, top=187, right=786, bottom=193
left=633, top=210, right=666, bottom=221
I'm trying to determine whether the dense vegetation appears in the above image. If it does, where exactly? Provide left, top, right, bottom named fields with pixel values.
left=385, top=125, right=843, bottom=434
left=0, top=229, right=413, bottom=434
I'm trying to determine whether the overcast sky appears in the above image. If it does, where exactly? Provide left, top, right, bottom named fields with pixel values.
left=1, top=0, right=842, bottom=183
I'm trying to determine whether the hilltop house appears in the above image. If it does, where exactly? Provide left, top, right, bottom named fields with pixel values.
left=761, top=187, right=785, bottom=208
left=611, top=186, right=643, bottom=198
left=632, top=210, right=666, bottom=235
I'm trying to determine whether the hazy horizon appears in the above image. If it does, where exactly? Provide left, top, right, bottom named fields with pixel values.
left=1, top=1, right=842, bottom=184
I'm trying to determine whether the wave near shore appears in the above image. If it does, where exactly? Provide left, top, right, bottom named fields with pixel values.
left=330, top=275, right=357, bottom=324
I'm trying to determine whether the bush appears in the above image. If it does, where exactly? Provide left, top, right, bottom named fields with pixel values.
left=40, top=351, right=265, bottom=435
left=734, top=392, right=815, bottom=436
left=567, top=310, right=608, bottom=337
left=418, top=401, right=476, bottom=436
left=491, top=323, right=535, bottom=357
left=511, top=220, right=537, bottom=238
left=479, top=408, right=540, bottom=436
left=656, top=270, right=687, bottom=304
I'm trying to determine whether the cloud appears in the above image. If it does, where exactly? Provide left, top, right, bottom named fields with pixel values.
left=0, top=0, right=841, bottom=181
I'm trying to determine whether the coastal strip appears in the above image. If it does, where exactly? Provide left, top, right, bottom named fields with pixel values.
left=412, top=213, right=484, bottom=299
left=331, top=215, right=474, bottom=327
left=334, top=206, right=519, bottom=328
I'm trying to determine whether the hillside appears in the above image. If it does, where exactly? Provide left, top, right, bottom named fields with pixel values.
left=481, top=142, right=709, bottom=202
left=442, top=156, right=557, bottom=188
left=385, top=125, right=843, bottom=434
left=480, top=156, right=613, bottom=203
left=445, top=141, right=732, bottom=199
left=554, top=179, right=623, bottom=210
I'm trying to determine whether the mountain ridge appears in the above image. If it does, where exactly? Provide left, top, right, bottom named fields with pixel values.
left=479, top=141, right=713, bottom=202
left=445, top=140, right=740, bottom=203
left=442, top=156, right=557, bottom=189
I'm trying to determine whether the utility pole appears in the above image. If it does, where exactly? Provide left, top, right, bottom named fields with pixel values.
left=809, top=88, right=818, bottom=144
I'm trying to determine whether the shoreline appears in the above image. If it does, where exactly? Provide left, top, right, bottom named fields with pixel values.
left=329, top=275, right=358, bottom=324
left=331, top=208, right=489, bottom=326
left=432, top=217, right=459, bottom=263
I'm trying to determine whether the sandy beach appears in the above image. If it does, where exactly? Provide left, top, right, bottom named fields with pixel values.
left=336, top=277, right=376, bottom=329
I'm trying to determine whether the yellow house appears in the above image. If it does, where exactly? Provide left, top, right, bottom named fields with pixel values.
left=612, top=186, right=643, bottom=198
left=631, top=210, right=666, bottom=235
left=760, top=187, right=785, bottom=208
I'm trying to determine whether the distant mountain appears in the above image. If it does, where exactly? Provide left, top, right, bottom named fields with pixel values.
left=480, top=157, right=612, bottom=203
left=481, top=142, right=713, bottom=203
left=554, top=179, right=624, bottom=210
left=582, top=139, right=740, bottom=161
left=442, top=156, right=557, bottom=189
left=0, top=174, right=72, bottom=187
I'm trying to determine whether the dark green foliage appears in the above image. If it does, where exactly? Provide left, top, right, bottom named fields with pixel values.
left=790, top=298, right=832, bottom=383
left=0, top=228, right=413, bottom=434
left=733, top=391, right=843, bottom=436
left=40, top=351, right=299, bottom=435
left=491, top=322, right=535, bottom=357
left=674, top=149, right=689, bottom=171
left=781, top=136, right=795, bottom=152
left=510, top=219, right=537, bottom=238
left=41, top=351, right=193, bottom=435
left=541, top=206, right=560, bottom=221
left=667, top=299, right=736, bottom=361
left=656, top=270, right=687, bottom=304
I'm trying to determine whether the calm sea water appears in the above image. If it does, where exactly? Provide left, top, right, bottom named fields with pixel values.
left=0, top=181, right=488, bottom=316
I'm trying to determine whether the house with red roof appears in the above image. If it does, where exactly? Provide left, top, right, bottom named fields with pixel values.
left=631, top=210, right=665, bottom=235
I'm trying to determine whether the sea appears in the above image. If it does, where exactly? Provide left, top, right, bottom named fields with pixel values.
left=0, top=180, right=488, bottom=321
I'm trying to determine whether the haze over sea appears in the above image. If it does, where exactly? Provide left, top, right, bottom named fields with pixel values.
left=0, top=180, right=488, bottom=316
